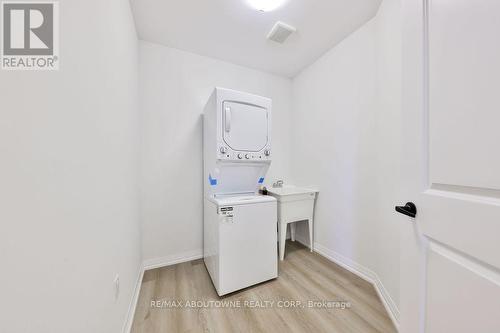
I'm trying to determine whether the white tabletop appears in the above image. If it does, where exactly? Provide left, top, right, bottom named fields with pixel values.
left=267, top=185, right=318, bottom=197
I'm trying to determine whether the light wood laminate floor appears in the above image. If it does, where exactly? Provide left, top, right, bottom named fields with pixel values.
left=131, top=241, right=397, bottom=333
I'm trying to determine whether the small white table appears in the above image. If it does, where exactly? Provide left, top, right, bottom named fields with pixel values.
left=267, top=186, right=318, bottom=261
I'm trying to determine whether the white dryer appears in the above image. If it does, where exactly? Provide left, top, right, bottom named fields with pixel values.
left=203, top=87, right=277, bottom=296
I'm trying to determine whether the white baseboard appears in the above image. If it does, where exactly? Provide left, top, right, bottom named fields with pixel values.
left=122, top=264, right=144, bottom=333
left=142, top=249, right=203, bottom=271
left=122, top=250, right=204, bottom=333
left=294, top=236, right=400, bottom=331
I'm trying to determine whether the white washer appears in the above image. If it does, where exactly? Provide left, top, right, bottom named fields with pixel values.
left=203, top=88, right=277, bottom=296
left=204, top=195, right=277, bottom=296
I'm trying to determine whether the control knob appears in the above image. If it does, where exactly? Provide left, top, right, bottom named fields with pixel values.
left=237, top=153, right=243, bottom=159
left=245, top=154, right=250, bottom=159
left=219, top=146, right=227, bottom=154
left=264, top=149, right=270, bottom=156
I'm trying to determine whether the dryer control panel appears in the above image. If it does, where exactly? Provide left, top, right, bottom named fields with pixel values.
left=217, top=146, right=271, bottom=161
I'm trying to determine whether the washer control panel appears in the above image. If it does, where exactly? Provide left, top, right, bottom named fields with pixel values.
left=217, top=146, right=271, bottom=161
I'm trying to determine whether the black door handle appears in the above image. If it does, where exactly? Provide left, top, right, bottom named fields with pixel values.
left=395, top=202, right=417, bottom=218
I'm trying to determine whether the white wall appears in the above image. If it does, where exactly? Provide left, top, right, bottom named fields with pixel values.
left=292, top=15, right=379, bottom=284
left=291, top=0, right=401, bottom=315
left=0, top=1, right=141, bottom=332
left=139, top=41, right=293, bottom=263
left=373, top=0, right=402, bottom=311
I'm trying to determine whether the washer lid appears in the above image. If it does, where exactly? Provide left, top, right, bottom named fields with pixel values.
left=222, top=101, right=269, bottom=152
left=210, top=194, right=276, bottom=206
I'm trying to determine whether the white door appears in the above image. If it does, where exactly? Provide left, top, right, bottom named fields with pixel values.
left=401, top=1, right=500, bottom=332
left=222, top=101, right=268, bottom=152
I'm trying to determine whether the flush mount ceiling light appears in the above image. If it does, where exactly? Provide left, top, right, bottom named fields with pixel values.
left=246, top=0, right=287, bottom=12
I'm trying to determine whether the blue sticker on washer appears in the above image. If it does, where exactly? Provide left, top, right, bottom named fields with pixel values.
left=209, top=175, right=217, bottom=186
left=258, top=177, right=265, bottom=184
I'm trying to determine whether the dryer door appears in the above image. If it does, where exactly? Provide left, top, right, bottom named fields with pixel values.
left=222, top=101, right=268, bottom=152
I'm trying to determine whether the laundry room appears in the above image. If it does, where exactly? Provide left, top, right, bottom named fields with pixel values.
left=2, top=0, right=499, bottom=332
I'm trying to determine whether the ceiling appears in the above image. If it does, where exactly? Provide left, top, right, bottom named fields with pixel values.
left=130, top=0, right=382, bottom=78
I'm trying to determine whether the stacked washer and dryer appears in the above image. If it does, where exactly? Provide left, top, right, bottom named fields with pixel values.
left=203, top=87, right=278, bottom=296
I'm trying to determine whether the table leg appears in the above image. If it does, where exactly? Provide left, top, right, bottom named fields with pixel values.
left=308, top=218, right=313, bottom=252
left=279, top=222, right=287, bottom=261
